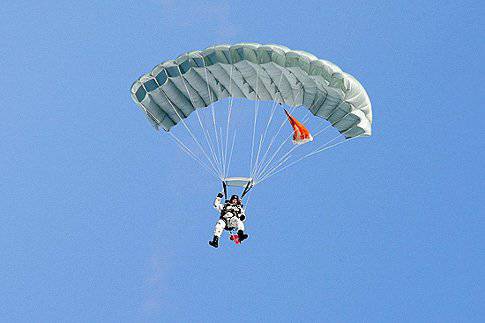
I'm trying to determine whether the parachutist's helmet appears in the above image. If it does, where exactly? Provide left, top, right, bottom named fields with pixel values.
left=230, top=195, right=240, bottom=204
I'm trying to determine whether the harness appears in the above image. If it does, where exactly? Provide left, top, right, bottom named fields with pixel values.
left=220, top=203, right=243, bottom=229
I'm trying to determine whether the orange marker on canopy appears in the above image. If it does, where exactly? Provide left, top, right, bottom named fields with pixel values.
left=284, top=109, right=313, bottom=145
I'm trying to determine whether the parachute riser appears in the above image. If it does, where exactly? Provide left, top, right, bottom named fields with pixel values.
left=222, top=181, right=228, bottom=200
left=241, top=181, right=253, bottom=198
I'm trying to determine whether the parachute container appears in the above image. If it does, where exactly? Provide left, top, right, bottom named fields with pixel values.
left=284, top=109, right=313, bottom=145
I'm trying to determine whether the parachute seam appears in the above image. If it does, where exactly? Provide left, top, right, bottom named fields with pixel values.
left=178, top=73, right=208, bottom=108
left=145, top=92, right=175, bottom=127
left=196, top=66, right=230, bottom=101
left=292, top=69, right=319, bottom=108
left=139, top=81, right=171, bottom=128
left=211, top=63, right=247, bottom=99
left=260, top=63, right=287, bottom=103
left=181, top=70, right=212, bottom=106
left=158, top=89, right=188, bottom=123
left=227, top=63, right=253, bottom=98
left=138, top=100, right=162, bottom=128
left=283, top=66, right=313, bottom=107
left=164, top=79, right=196, bottom=116
left=311, top=89, right=329, bottom=116
left=276, top=65, right=301, bottom=106
left=263, top=63, right=294, bottom=105
left=237, top=61, right=273, bottom=101
left=191, top=68, right=219, bottom=104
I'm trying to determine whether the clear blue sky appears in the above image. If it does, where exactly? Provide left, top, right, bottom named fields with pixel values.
left=1, top=1, right=483, bottom=322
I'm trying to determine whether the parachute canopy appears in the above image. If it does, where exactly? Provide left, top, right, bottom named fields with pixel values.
left=130, top=43, right=372, bottom=188
left=131, top=43, right=372, bottom=139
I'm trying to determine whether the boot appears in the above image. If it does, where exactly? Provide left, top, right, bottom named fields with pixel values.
left=237, top=230, right=248, bottom=242
left=209, top=236, right=219, bottom=248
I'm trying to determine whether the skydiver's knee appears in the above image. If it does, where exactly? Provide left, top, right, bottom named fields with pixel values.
left=216, top=219, right=226, bottom=228
left=237, top=220, right=245, bottom=230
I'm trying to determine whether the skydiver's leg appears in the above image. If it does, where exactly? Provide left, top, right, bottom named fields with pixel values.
left=209, top=219, right=226, bottom=248
left=236, top=218, right=245, bottom=231
left=213, top=219, right=226, bottom=237
left=236, top=218, right=248, bottom=242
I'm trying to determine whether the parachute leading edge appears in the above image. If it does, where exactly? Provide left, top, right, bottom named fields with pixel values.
left=284, top=109, right=313, bottom=145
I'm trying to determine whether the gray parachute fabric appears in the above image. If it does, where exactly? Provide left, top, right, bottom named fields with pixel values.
left=131, top=43, right=372, bottom=139
left=130, top=43, right=372, bottom=187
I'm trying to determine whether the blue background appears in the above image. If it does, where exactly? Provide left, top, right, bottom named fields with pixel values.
left=1, top=1, right=483, bottom=322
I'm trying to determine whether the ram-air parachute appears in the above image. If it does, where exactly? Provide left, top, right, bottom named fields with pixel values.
left=131, top=43, right=372, bottom=199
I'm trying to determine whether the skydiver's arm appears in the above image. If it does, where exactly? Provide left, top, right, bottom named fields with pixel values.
left=213, top=192, right=224, bottom=212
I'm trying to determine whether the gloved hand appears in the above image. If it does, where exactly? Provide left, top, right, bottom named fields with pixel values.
left=239, top=214, right=246, bottom=221
left=217, top=192, right=224, bottom=198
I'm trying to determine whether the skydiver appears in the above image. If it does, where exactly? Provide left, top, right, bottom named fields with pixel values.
left=209, top=193, right=248, bottom=248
